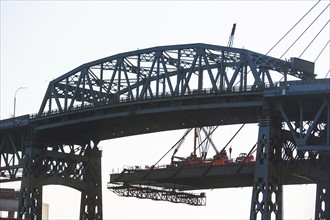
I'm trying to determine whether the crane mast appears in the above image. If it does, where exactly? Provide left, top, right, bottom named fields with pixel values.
left=227, top=23, right=236, bottom=47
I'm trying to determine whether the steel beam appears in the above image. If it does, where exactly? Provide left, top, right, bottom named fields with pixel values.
left=250, top=104, right=283, bottom=220
left=0, top=131, right=24, bottom=183
left=0, top=44, right=328, bottom=220
left=79, top=144, right=103, bottom=220
left=109, top=185, right=206, bottom=206
left=37, top=43, right=310, bottom=116
left=15, top=142, right=103, bottom=220
left=18, top=147, right=43, bottom=220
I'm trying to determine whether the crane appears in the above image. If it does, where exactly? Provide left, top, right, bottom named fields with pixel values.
left=197, top=23, right=238, bottom=161
left=177, top=23, right=238, bottom=164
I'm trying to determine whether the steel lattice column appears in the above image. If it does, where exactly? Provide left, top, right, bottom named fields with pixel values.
left=315, top=182, right=329, bottom=220
left=250, top=106, right=283, bottom=220
left=79, top=144, right=103, bottom=220
left=18, top=147, right=43, bottom=220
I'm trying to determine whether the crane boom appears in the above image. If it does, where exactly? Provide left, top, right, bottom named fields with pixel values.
left=227, top=23, right=236, bottom=47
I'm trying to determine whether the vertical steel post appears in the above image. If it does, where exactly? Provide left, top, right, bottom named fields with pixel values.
left=250, top=104, right=283, bottom=220
left=79, top=144, right=103, bottom=220
left=18, top=147, right=43, bottom=220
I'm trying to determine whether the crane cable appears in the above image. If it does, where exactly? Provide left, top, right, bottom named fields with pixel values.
left=149, top=2, right=329, bottom=174
left=146, top=126, right=219, bottom=173
left=171, top=126, right=220, bottom=177
left=314, top=40, right=330, bottom=63
left=233, top=1, right=323, bottom=87
left=299, top=19, right=330, bottom=58
left=229, top=2, right=324, bottom=169
left=230, top=2, right=322, bottom=137
left=203, top=124, right=245, bottom=176
left=313, top=39, right=330, bottom=79
left=235, top=142, right=258, bottom=174
left=314, top=39, right=330, bottom=79
left=266, top=0, right=322, bottom=55
left=280, top=3, right=330, bottom=59
left=153, top=128, right=193, bottom=168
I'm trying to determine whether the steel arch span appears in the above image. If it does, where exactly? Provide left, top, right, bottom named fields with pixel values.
left=37, top=43, right=313, bottom=117
left=0, top=43, right=329, bottom=220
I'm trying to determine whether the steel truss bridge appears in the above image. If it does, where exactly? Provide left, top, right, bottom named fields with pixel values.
left=0, top=43, right=329, bottom=220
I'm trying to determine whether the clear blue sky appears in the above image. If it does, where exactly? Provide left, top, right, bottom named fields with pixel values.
left=1, top=1, right=329, bottom=219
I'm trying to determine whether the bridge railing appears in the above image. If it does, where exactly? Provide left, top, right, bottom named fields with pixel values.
left=30, top=83, right=266, bottom=119
left=31, top=78, right=329, bottom=119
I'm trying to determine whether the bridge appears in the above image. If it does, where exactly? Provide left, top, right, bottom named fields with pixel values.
left=0, top=43, right=329, bottom=219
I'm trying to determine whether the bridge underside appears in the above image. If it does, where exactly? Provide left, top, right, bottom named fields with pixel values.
left=33, top=89, right=327, bottom=146
left=33, top=92, right=263, bottom=144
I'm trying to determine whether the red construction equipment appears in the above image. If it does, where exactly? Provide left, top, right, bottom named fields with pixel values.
left=236, top=153, right=255, bottom=163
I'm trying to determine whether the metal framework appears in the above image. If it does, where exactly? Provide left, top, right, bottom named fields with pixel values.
left=109, top=184, right=206, bottom=206
left=36, top=43, right=312, bottom=116
left=250, top=104, right=283, bottom=219
left=0, top=43, right=328, bottom=220
left=16, top=142, right=102, bottom=219
left=278, top=93, right=330, bottom=220
left=249, top=81, right=330, bottom=219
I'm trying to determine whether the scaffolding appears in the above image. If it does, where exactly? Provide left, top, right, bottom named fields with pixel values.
left=108, top=184, right=206, bottom=206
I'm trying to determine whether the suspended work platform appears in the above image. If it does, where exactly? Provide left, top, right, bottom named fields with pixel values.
left=108, top=159, right=318, bottom=205
left=109, top=162, right=315, bottom=190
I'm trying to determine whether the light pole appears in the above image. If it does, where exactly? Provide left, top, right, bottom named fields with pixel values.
left=13, top=87, right=27, bottom=117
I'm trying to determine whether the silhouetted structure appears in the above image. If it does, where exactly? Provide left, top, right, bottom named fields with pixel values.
left=0, top=44, right=329, bottom=219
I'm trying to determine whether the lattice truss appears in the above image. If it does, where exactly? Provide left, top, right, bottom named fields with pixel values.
left=277, top=99, right=329, bottom=220
left=0, top=130, right=24, bottom=182
left=0, top=138, right=102, bottom=185
left=272, top=92, right=330, bottom=209
left=38, top=43, right=306, bottom=115
left=279, top=97, right=330, bottom=183
left=16, top=142, right=103, bottom=219
left=36, top=144, right=99, bottom=188
left=109, top=184, right=206, bottom=206
left=279, top=95, right=329, bottom=151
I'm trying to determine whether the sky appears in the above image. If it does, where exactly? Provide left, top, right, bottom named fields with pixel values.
left=1, top=0, right=329, bottom=219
